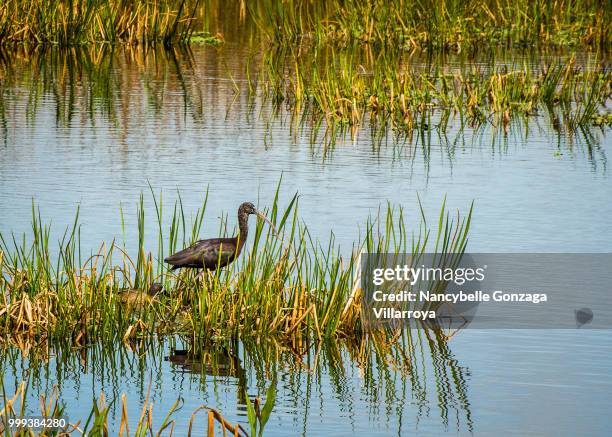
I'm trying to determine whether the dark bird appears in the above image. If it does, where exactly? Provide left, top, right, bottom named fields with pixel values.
left=118, top=282, right=164, bottom=306
left=575, top=307, right=594, bottom=328
left=164, top=202, right=276, bottom=275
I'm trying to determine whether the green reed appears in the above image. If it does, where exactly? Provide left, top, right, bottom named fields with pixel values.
left=0, top=0, right=203, bottom=46
left=1, top=0, right=609, bottom=49
left=1, top=44, right=609, bottom=155
left=0, top=181, right=472, bottom=345
left=246, top=0, right=610, bottom=50
left=0, top=376, right=214, bottom=436
left=0, top=329, right=473, bottom=435
left=252, top=45, right=611, bottom=145
left=241, top=0, right=611, bottom=144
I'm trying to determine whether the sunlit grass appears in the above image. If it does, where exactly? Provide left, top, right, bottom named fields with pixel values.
left=0, top=329, right=473, bottom=436
left=0, top=182, right=472, bottom=345
left=1, top=0, right=609, bottom=49
left=251, top=46, right=611, bottom=143
left=0, top=0, right=200, bottom=46
left=246, top=0, right=610, bottom=50
left=0, top=378, right=243, bottom=436
left=1, top=44, right=608, bottom=153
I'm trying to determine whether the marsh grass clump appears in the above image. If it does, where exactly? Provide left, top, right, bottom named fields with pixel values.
left=1, top=44, right=608, bottom=160
left=250, top=47, right=612, bottom=144
left=0, top=327, right=473, bottom=435
left=0, top=184, right=472, bottom=346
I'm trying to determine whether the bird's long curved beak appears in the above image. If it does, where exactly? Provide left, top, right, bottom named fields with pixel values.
left=255, top=210, right=279, bottom=236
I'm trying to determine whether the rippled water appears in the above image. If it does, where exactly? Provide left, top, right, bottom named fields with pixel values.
left=0, top=45, right=611, bottom=436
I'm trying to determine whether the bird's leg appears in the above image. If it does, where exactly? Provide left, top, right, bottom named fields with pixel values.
left=197, top=269, right=207, bottom=282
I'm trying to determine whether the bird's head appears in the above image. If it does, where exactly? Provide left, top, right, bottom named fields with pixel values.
left=148, top=283, right=164, bottom=296
left=240, top=202, right=257, bottom=215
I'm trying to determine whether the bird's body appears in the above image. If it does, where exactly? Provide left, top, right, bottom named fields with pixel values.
left=118, top=283, right=163, bottom=306
left=164, top=202, right=274, bottom=273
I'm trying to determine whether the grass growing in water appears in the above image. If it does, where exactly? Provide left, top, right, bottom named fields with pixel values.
left=0, top=378, right=246, bottom=436
left=2, top=44, right=608, bottom=153
left=251, top=45, right=611, bottom=144
left=0, top=0, right=201, bottom=46
left=0, top=185, right=472, bottom=346
left=1, top=0, right=608, bottom=49
left=0, top=330, right=473, bottom=435
left=246, top=0, right=611, bottom=50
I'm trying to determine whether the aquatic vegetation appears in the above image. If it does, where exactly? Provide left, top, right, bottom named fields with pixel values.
left=0, top=183, right=472, bottom=345
left=0, top=0, right=201, bottom=45
left=247, top=0, right=611, bottom=51
left=251, top=46, right=612, bottom=142
left=591, top=111, right=612, bottom=127
left=188, top=31, right=224, bottom=45
left=0, top=330, right=473, bottom=435
left=0, top=1, right=609, bottom=149
left=1, top=0, right=608, bottom=50
left=1, top=44, right=609, bottom=155
left=244, top=380, right=276, bottom=437
left=0, top=378, right=244, bottom=436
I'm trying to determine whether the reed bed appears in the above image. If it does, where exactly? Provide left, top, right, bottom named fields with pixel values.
left=0, top=1, right=609, bottom=148
left=0, top=0, right=201, bottom=46
left=0, top=185, right=472, bottom=346
left=247, top=0, right=610, bottom=50
left=1, top=44, right=609, bottom=154
left=0, top=379, right=246, bottom=436
left=252, top=46, right=612, bottom=143
left=1, top=0, right=609, bottom=49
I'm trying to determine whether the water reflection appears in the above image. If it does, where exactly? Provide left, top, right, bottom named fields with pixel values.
left=0, top=44, right=607, bottom=168
left=0, top=330, right=471, bottom=435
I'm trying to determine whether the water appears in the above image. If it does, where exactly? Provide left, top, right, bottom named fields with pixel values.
left=1, top=45, right=611, bottom=436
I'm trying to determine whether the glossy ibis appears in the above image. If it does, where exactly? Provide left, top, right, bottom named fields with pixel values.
left=164, top=202, right=275, bottom=275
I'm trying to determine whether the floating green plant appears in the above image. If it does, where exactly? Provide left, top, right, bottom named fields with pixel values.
left=188, top=31, right=224, bottom=45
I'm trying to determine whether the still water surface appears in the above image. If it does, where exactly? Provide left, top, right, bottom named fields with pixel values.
left=0, top=45, right=611, bottom=436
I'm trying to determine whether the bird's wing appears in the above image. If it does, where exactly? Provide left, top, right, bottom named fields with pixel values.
left=164, top=239, right=235, bottom=269
left=164, top=240, right=208, bottom=268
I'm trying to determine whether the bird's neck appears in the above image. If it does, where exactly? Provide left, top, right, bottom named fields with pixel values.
left=237, top=210, right=249, bottom=249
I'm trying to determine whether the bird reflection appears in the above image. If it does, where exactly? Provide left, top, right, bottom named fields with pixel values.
left=165, top=340, right=247, bottom=403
